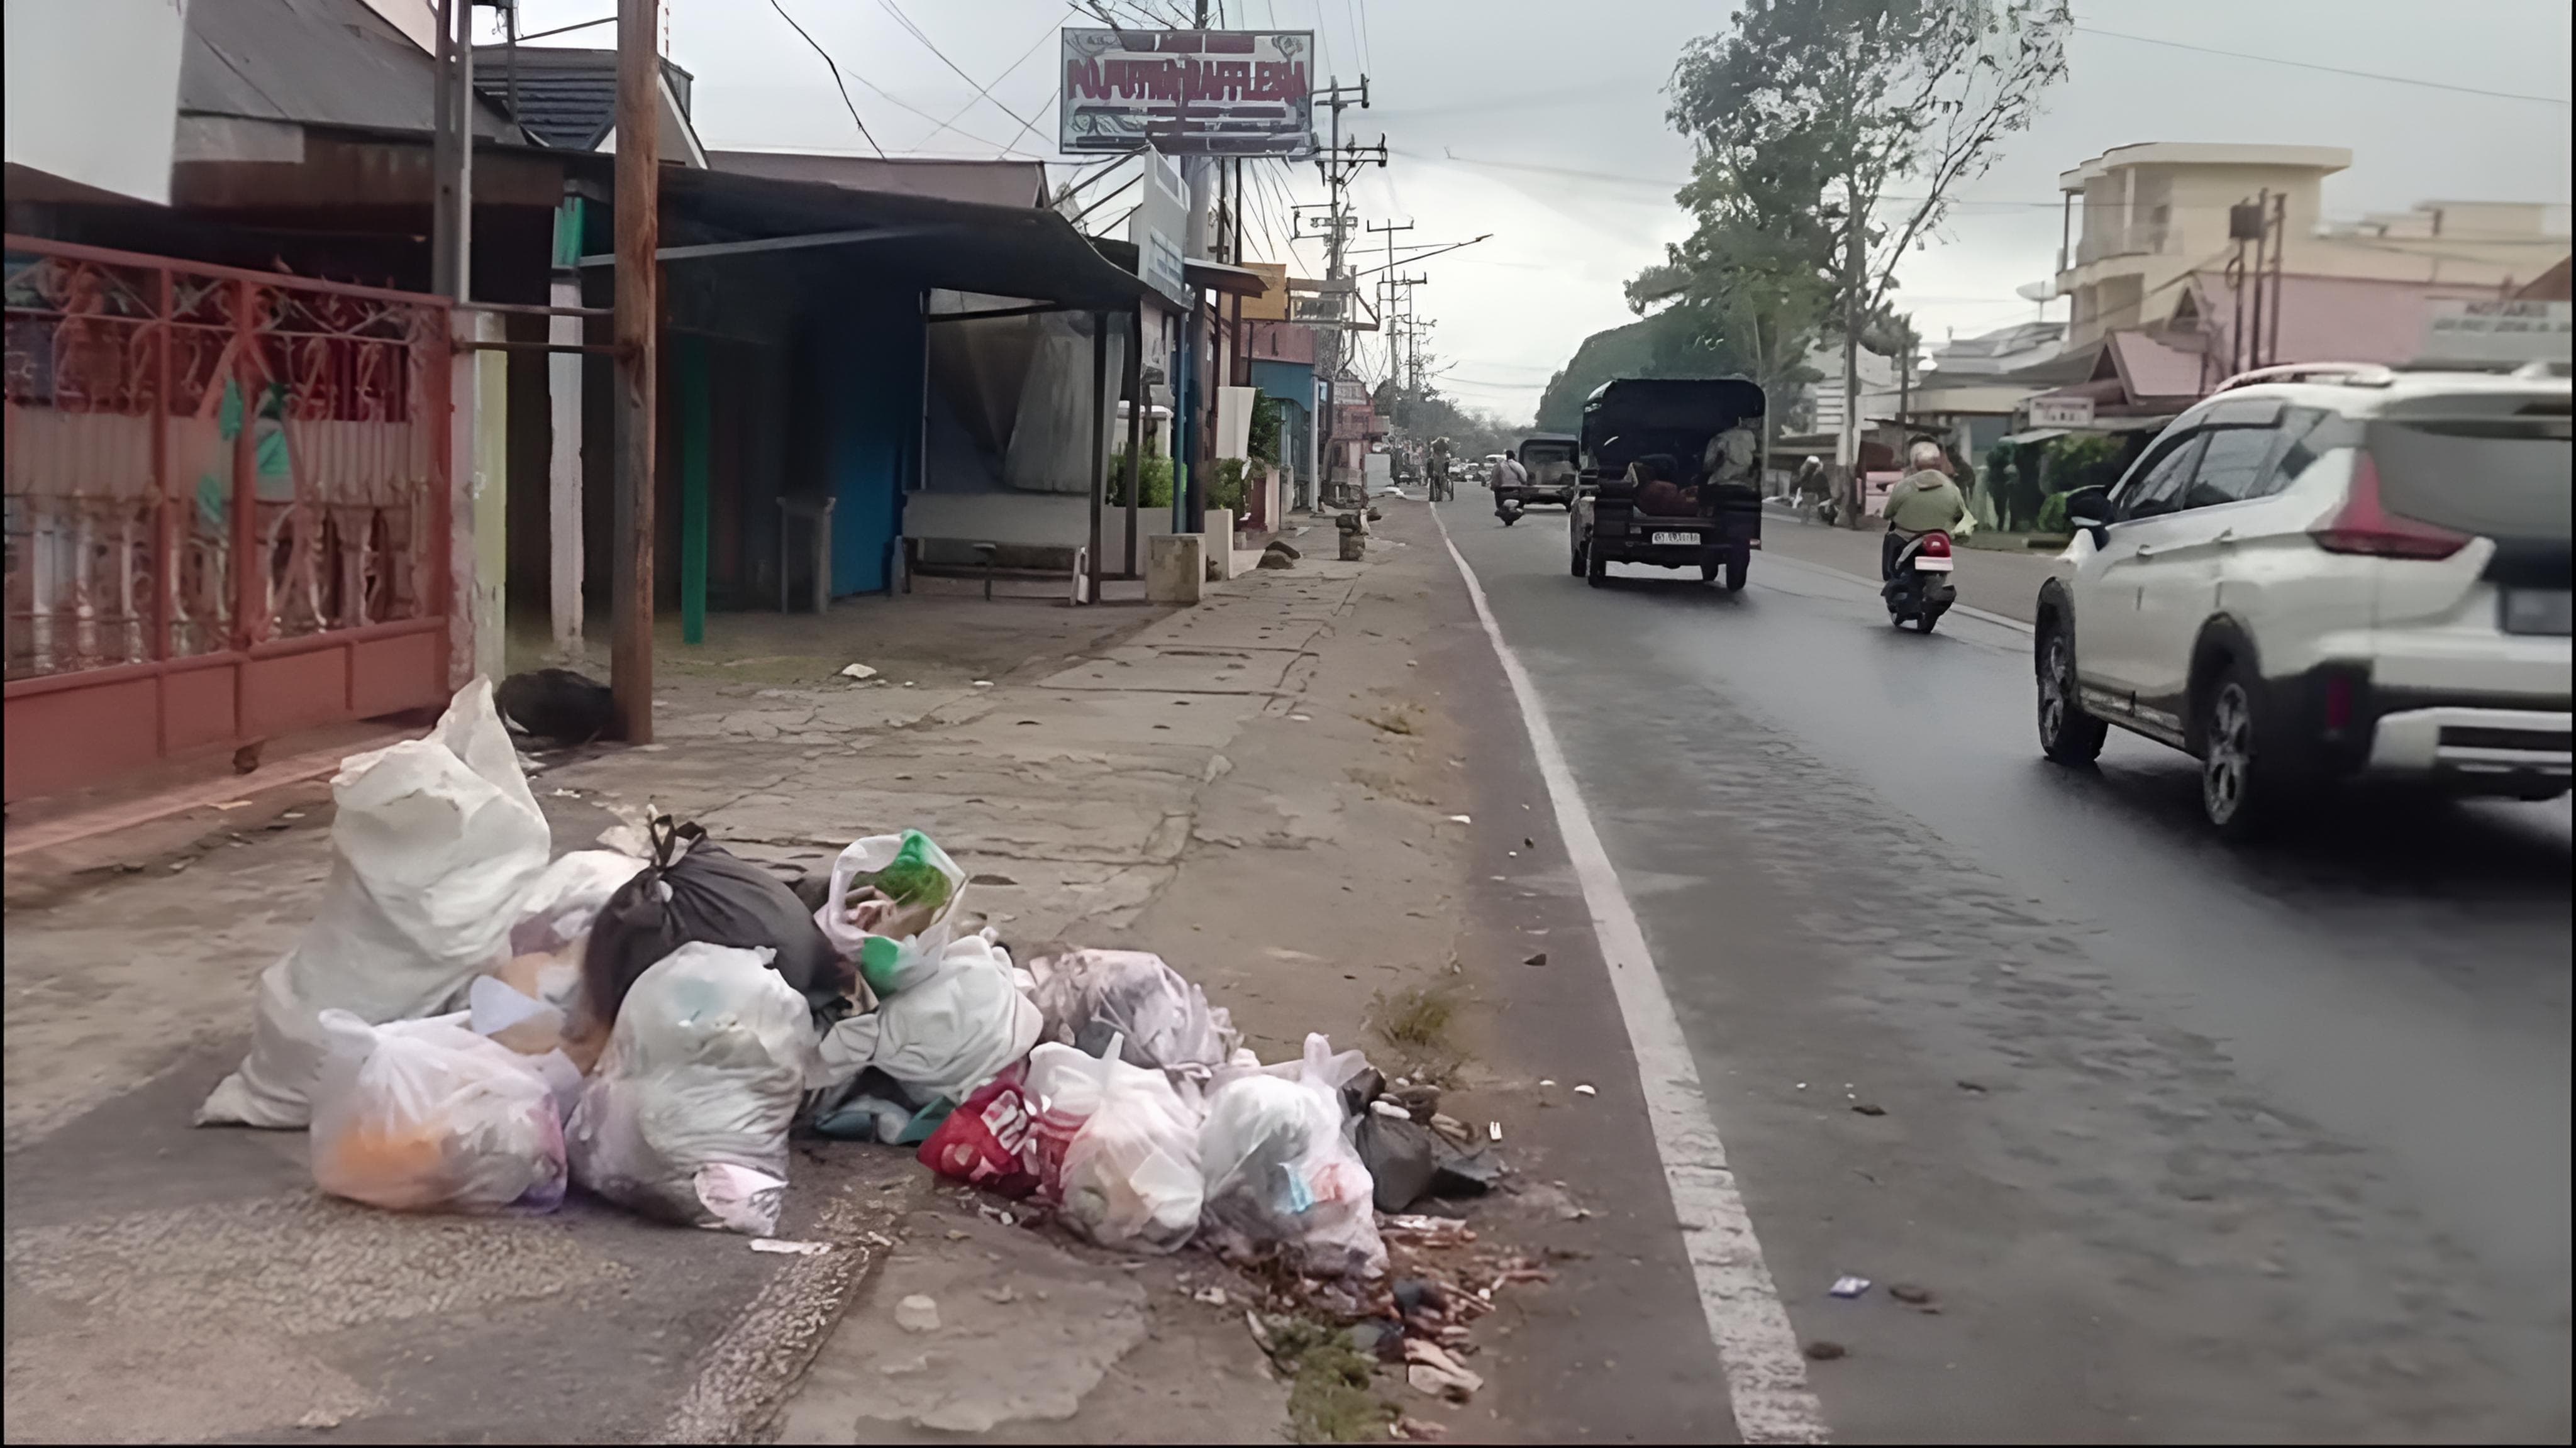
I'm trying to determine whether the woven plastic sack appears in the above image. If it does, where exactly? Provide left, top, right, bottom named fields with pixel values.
left=199, top=678, right=551, bottom=1128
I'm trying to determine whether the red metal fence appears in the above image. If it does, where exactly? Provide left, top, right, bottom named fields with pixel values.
left=4, top=236, right=452, bottom=802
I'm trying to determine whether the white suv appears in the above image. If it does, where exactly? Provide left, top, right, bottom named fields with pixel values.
left=2033, top=363, right=2572, bottom=837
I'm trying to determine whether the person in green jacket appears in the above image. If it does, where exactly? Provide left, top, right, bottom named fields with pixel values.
left=1880, top=440, right=1967, bottom=578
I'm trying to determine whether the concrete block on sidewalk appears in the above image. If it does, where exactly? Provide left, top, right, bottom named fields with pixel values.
left=1146, top=533, right=1204, bottom=604
left=1204, top=508, right=1238, bottom=581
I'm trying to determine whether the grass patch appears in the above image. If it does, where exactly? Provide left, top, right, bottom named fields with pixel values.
left=1369, top=985, right=1457, bottom=1054
left=1258, top=1316, right=1396, bottom=1444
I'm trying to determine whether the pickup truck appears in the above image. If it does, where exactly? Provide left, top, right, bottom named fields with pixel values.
left=1499, top=432, right=1580, bottom=509
left=1569, top=377, right=1767, bottom=591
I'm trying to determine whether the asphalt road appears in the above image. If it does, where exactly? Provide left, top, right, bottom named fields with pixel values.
left=1441, top=500, right=2572, bottom=1444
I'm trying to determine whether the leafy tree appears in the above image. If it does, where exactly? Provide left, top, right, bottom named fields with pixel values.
left=1653, top=0, right=2072, bottom=495
left=1247, top=394, right=1284, bottom=466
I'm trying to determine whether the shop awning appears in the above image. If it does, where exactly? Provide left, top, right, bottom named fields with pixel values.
left=581, top=163, right=1150, bottom=312
left=1996, top=428, right=2069, bottom=446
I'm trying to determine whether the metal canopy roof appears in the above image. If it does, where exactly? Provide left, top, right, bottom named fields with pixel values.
left=602, top=165, right=1149, bottom=314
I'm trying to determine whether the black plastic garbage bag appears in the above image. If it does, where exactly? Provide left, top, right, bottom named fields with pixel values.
left=497, top=668, right=616, bottom=746
left=585, top=816, right=852, bottom=1024
left=1353, top=1112, right=1501, bottom=1213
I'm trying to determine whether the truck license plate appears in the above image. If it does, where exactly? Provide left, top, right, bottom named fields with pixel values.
left=1650, top=531, right=1697, bottom=546
left=2502, top=590, right=2572, bottom=636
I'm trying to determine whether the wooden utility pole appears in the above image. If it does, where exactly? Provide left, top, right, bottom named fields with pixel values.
left=611, top=0, right=660, bottom=742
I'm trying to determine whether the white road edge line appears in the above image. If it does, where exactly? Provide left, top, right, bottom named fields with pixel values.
left=1430, top=504, right=1829, bottom=1444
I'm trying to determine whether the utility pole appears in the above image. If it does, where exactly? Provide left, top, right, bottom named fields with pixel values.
left=1838, top=176, right=1864, bottom=529
left=1307, top=76, right=1377, bottom=506
left=610, top=0, right=660, bottom=742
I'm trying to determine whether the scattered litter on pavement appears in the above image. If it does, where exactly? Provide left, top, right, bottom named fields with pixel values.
left=972, top=679, right=994, bottom=687
left=839, top=663, right=879, bottom=680
left=895, top=1294, right=941, bottom=1332
left=1403, top=1338, right=1484, bottom=1400
left=1192, top=1285, right=1231, bottom=1305
left=749, top=1238, right=833, bottom=1255
left=1428, top=1114, right=1470, bottom=1146
left=1487, top=1120, right=1502, bottom=1142
left=1524, top=951, right=1547, bottom=966
left=1392, top=1415, right=1450, bottom=1440
left=1889, top=1281, right=1935, bottom=1305
left=1446, top=814, right=1471, bottom=824
left=1573, top=1083, right=1596, bottom=1097
left=1805, top=1339, right=1848, bottom=1361
left=213, top=799, right=252, bottom=810
left=1829, top=1275, right=1872, bottom=1298
left=1852, top=1102, right=1886, bottom=1116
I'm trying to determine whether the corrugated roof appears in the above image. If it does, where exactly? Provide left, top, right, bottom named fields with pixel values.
left=650, top=166, right=1148, bottom=313
left=704, top=152, right=1046, bottom=208
left=472, top=46, right=696, bottom=152
left=183, top=0, right=513, bottom=138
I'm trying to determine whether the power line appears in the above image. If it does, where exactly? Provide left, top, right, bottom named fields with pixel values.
left=767, top=0, right=886, bottom=157
left=916, top=11, right=1062, bottom=152
left=874, top=0, right=1048, bottom=138
left=2076, top=26, right=2572, bottom=106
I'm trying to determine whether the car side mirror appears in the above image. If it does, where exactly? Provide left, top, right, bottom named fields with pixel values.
left=2062, top=485, right=2112, bottom=546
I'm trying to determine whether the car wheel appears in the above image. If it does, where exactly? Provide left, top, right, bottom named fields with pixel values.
left=1724, top=557, right=1748, bottom=592
left=2037, top=625, right=2108, bottom=765
left=2199, top=660, right=2299, bottom=839
left=1585, top=546, right=1607, bottom=587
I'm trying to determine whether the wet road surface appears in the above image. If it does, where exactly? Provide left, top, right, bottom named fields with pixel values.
left=1443, top=502, right=2571, bottom=1443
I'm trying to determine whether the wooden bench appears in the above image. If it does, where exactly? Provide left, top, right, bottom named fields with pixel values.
left=901, top=538, right=1087, bottom=599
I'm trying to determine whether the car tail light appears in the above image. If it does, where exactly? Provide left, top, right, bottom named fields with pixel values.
left=2312, top=453, right=2470, bottom=560
left=1921, top=533, right=1953, bottom=558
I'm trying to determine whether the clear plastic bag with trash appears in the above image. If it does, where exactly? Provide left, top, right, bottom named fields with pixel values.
left=198, top=678, right=554, bottom=1129
left=565, top=942, right=816, bottom=1235
left=811, top=931, right=1038, bottom=1105
left=1023, top=1037, right=1204, bottom=1254
left=309, top=1009, right=567, bottom=1214
left=1197, top=1034, right=1387, bottom=1279
left=813, top=830, right=969, bottom=997
left=1026, top=949, right=1239, bottom=1082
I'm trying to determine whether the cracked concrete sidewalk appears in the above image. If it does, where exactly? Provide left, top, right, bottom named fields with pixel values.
left=5, top=511, right=1530, bottom=1444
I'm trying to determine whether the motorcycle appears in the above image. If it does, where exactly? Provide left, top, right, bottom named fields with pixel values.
left=1495, top=495, right=1524, bottom=526
left=1882, top=529, right=1957, bottom=633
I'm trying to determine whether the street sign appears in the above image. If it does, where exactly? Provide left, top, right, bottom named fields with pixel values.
left=2029, top=394, right=2096, bottom=429
left=1060, top=28, right=1316, bottom=157
left=2416, top=299, right=2572, bottom=368
left=1126, top=148, right=1190, bottom=307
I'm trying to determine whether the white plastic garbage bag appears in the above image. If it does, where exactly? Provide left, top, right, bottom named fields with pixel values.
left=198, top=678, right=553, bottom=1129
left=309, top=1009, right=567, bottom=1214
left=1197, top=1034, right=1387, bottom=1279
left=565, top=943, right=815, bottom=1234
left=1056, top=1048, right=1204, bottom=1254
left=510, top=849, right=650, bottom=957
left=812, top=932, right=1038, bottom=1103
left=1026, top=949, right=1238, bottom=1081
left=813, top=831, right=968, bottom=997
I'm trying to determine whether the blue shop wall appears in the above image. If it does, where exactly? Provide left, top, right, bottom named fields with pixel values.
left=810, top=291, right=924, bottom=596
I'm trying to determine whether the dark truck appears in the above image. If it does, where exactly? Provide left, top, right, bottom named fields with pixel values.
left=1499, top=432, right=1580, bottom=508
left=1569, top=377, right=1767, bottom=590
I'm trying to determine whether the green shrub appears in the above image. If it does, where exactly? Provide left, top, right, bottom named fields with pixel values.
left=1109, top=451, right=1174, bottom=508
left=1208, top=456, right=1248, bottom=513
left=2036, top=490, right=2071, bottom=534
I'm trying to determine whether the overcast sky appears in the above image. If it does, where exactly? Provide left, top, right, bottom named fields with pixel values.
left=496, top=0, right=2573, bottom=421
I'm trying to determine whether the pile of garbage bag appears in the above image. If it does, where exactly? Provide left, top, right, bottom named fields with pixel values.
left=197, top=677, right=1494, bottom=1260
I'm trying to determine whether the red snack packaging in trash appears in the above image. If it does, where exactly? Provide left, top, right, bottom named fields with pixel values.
left=917, top=1063, right=1040, bottom=1198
